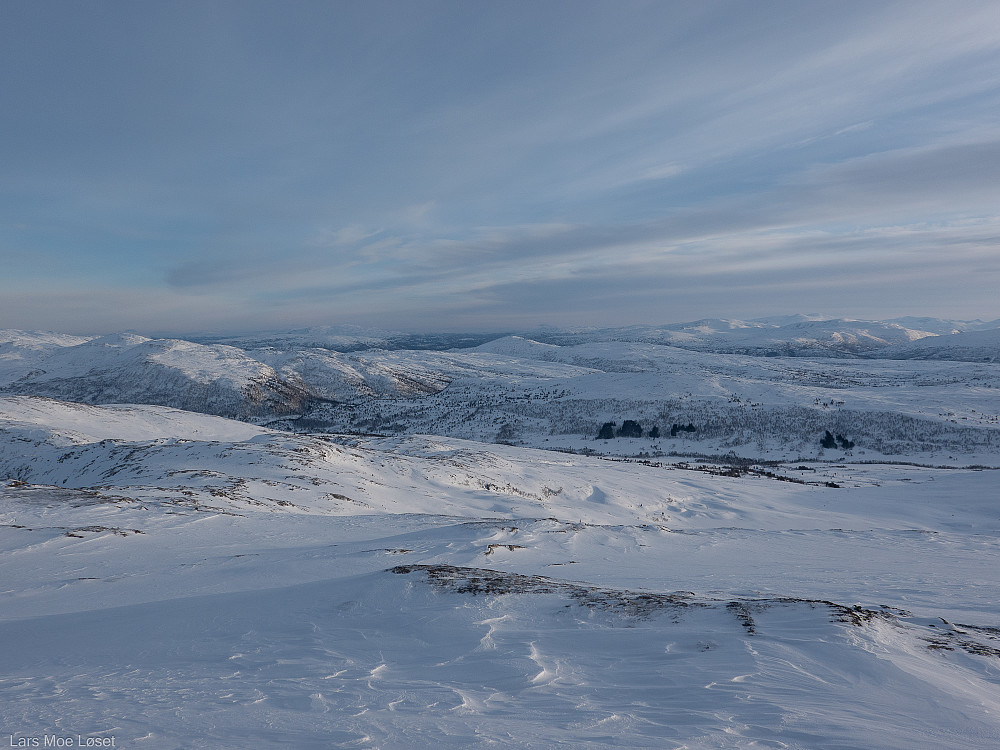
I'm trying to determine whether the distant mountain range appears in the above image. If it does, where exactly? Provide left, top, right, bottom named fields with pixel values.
left=519, top=316, right=1000, bottom=360
left=184, top=316, right=1000, bottom=359
left=1, top=316, right=998, bottom=461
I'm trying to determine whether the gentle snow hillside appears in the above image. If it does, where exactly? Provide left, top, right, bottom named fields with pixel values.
left=0, top=333, right=314, bottom=418
left=877, top=327, right=1000, bottom=362
left=1, top=398, right=999, bottom=748
left=0, top=396, right=273, bottom=444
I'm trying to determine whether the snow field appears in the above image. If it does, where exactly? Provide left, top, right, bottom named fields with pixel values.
left=1, top=398, right=999, bottom=747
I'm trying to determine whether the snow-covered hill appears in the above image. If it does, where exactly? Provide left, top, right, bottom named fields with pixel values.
left=0, top=330, right=595, bottom=420
left=0, top=333, right=315, bottom=418
left=877, top=327, right=1000, bottom=362
left=1, top=397, right=998, bottom=748
left=4, top=324, right=999, bottom=462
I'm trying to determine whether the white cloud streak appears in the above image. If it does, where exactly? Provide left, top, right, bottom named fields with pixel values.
left=3, top=1, right=1000, bottom=332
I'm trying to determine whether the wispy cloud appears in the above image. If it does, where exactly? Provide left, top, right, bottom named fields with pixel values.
left=3, top=1, right=1000, bottom=332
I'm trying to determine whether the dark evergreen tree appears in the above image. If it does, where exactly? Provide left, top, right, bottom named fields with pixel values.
left=617, top=420, right=643, bottom=438
left=597, top=422, right=616, bottom=440
left=649, top=425, right=660, bottom=439
left=820, top=430, right=838, bottom=449
left=836, top=434, right=855, bottom=450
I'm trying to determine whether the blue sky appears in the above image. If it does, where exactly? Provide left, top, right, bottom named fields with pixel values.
left=2, top=1, right=999, bottom=334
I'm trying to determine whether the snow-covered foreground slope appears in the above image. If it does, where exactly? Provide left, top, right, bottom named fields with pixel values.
left=1, top=398, right=999, bottom=748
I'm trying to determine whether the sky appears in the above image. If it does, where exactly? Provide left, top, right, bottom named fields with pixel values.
left=2, top=0, right=1000, bottom=335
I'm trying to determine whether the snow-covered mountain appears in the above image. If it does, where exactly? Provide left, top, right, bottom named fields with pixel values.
left=0, top=332, right=316, bottom=418
left=528, top=316, right=1000, bottom=359
left=0, top=330, right=591, bottom=419
left=184, top=316, right=1000, bottom=360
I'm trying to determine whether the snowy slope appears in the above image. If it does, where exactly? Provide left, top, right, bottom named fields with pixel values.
left=0, top=333, right=315, bottom=418
left=250, top=345, right=591, bottom=402
left=1, top=398, right=998, bottom=748
left=197, top=325, right=504, bottom=352
left=0, top=330, right=595, bottom=417
left=877, top=327, right=1000, bottom=362
left=0, top=329, right=93, bottom=352
left=0, top=395, right=273, bottom=444
left=0, top=329, right=95, bottom=387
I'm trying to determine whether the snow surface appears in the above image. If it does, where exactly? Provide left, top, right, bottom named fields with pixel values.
left=2, top=320, right=1000, bottom=747
left=1, top=397, right=999, bottom=748
left=878, top=328, right=1000, bottom=361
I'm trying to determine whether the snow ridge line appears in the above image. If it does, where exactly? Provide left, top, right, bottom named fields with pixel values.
left=390, top=563, right=1000, bottom=656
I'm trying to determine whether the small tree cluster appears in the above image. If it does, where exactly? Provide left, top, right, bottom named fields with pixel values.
left=670, top=423, right=697, bottom=436
left=617, top=419, right=643, bottom=438
left=597, top=419, right=654, bottom=439
left=821, top=430, right=854, bottom=450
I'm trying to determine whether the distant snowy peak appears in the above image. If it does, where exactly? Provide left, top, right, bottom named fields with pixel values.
left=2, top=317, right=998, bottom=426
left=83, top=332, right=152, bottom=347
left=746, top=313, right=838, bottom=326
left=583, top=318, right=951, bottom=357
left=889, top=316, right=1000, bottom=335
left=0, top=329, right=94, bottom=351
left=201, top=324, right=405, bottom=352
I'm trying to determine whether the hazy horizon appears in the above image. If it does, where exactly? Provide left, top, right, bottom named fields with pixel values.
left=6, top=312, right=1000, bottom=341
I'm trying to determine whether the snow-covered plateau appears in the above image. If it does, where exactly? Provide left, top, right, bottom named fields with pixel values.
left=1, top=319, right=999, bottom=748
